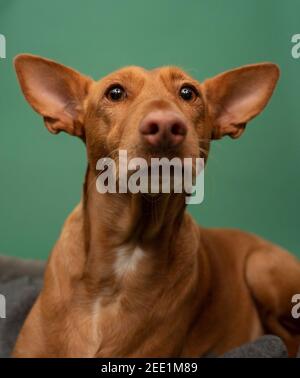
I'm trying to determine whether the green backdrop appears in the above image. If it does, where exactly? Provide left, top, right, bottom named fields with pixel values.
left=0, top=0, right=299, bottom=260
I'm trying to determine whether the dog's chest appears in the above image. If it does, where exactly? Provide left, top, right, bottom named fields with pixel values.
left=66, top=246, right=150, bottom=356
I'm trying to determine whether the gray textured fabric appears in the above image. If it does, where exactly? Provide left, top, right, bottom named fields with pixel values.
left=0, top=255, right=45, bottom=283
left=0, top=256, right=45, bottom=357
left=0, top=276, right=43, bottom=357
left=221, top=335, right=288, bottom=358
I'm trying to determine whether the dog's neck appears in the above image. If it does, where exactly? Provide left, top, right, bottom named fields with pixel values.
left=81, top=165, right=200, bottom=290
left=85, top=165, right=186, bottom=241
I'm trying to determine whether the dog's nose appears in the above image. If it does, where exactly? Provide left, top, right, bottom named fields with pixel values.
left=139, top=111, right=187, bottom=148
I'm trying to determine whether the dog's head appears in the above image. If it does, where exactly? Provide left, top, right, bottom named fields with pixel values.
left=14, top=55, right=279, bottom=189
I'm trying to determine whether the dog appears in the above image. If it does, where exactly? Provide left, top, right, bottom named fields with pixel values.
left=12, top=54, right=300, bottom=357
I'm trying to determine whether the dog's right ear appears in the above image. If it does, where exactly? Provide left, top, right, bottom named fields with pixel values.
left=14, top=54, right=92, bottom=137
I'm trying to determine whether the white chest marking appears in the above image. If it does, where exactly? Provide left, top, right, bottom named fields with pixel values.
left=114, top=246, right=145, bottom=279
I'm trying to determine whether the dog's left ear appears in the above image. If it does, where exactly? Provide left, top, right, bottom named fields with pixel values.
left=202, top=63, right=280, bottom=139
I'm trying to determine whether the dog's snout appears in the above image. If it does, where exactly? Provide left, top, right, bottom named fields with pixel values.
left=139, top=111, right=187, bottom=148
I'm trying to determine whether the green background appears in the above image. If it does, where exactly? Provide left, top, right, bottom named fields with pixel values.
left=0, top=0, right=299, bottom=260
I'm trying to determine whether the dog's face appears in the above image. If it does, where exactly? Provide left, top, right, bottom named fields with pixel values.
left=14, top=55, right=279, bottom=179
left=84, top=66, right=205, bottom=166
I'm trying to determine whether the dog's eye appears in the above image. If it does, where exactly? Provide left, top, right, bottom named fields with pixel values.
left=179, top=86, right=198, bottom=101
left=106, top=85, right=126, bottom=101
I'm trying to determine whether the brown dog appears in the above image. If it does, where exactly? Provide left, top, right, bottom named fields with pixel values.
left=12, top=54, right=300, bottom=357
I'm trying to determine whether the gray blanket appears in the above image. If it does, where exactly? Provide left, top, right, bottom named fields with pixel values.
left=0, top=255, right=297, bottom=358
left=0, top=255, right=44, bottom=357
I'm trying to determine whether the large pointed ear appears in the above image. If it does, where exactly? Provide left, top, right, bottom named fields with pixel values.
left=14, top=54, right=92, bottom=137
left=201, top=63, right=280, bottom=139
